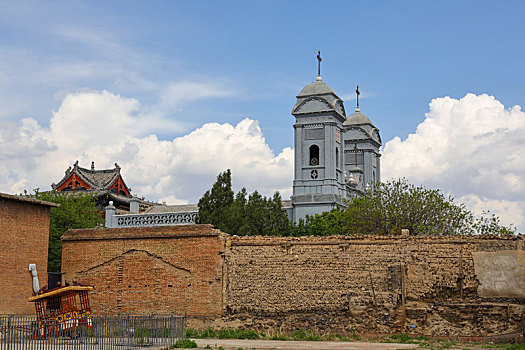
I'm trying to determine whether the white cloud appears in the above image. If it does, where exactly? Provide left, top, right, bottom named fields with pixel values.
left=159, top=81, right=237, bottom=107
left=0, top=89, right=293, bottom=204
left=458, top=194, right=523, bottom=229
left=382, top=93, right=525, bottom=232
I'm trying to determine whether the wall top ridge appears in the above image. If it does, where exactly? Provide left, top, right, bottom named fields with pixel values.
left=62, top=224, right=223, bottom=241
left=229, top=233, right=523, bottom=246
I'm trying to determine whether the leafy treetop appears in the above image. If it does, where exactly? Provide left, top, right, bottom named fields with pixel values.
left=31, top=190, right=104, bottom=272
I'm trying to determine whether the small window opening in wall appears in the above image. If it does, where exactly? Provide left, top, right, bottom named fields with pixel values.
left=168, top=284, right=173, bottom=288
left=309, top=145, right=319, bottom=166
left=336, top=148, right=339, bottom=168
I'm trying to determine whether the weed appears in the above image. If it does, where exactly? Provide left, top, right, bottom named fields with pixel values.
left=506, top=344, right=525, bottom=350
left=438, top=340, right=457, bottom=349
left=415, top=335, right=430, bottom=341
left=389, top=333, right=412, bottom=343
left=268, top=331, right=289, bottom=340
left=290, top=329, right=323, bottom=341
left=187, top=327, right=262, bottom=340
left=170, top=338, right=197, bottom=348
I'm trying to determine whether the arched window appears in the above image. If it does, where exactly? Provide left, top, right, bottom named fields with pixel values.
left=309, top=145, right=319, bottom=166
left=336, top=148, right=339, bottom=168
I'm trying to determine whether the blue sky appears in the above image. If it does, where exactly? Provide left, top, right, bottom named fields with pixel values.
left=1, top=1, right=524, bottom=231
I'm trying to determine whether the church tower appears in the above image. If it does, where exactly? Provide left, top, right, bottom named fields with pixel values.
left=290, top=52, right=347, bottom=222
left=342, top=90, right=382, bottom=191
left=290, top=53, right=382, bottom=222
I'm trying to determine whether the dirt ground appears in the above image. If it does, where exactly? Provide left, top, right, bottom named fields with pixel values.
left=192, top=338, right=418, bottom=349
left=190, top=338, right=512, bottom=350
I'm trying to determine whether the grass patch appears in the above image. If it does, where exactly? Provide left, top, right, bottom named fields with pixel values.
left=438, top=340, right=457, bottom=349
left=170, top=338, right=197, bottom=348
left=187, top=327, right=362, bottom=342
left=383, top=333, right=430, bottom=345
left=187, top=328, right=263, bottom=340
left=290, top=329, right=323, bottom=341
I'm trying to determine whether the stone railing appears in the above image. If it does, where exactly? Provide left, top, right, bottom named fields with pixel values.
left=105, top=202, right=197, bottom=228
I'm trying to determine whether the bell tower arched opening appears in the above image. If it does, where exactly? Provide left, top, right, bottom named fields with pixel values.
left=309, top=145, right=319, bottom=166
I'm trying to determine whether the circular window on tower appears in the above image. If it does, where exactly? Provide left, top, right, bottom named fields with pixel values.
left=311, top=170, right=318, bottom=179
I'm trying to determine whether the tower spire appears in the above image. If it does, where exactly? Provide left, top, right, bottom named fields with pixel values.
left=355, top=85, right=360, bottom=112
left=316, top=50, right=322, bottom=81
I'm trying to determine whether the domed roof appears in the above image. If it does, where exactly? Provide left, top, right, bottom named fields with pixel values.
left=292, top=76, right=345, bottom=118
left=297, top=78, right=336, bottom=97
left=343, top=107, right=373, bottom=126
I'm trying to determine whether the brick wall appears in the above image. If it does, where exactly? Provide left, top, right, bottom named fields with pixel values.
left=0, top=197, right=51, bottom=314
left=61, top=225, right=227, bottom=316
left=225, top=235, right=524, bottom=336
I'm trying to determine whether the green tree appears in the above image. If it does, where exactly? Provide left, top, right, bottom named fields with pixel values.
left=227, top=188, right=248, bottom=234
left=198, top=170, right=290, bottom=236
left=300, top=179, right=515, bottom=236
left=289, top=210, right=346, bottom=236
left=32, top=190, right=104, bottom=272
left=266, top=192, right=291, bottom=235
left=197, top=169, right=234, bottom=232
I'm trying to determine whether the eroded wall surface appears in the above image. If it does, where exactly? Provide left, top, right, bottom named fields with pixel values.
left=225, top=235, right=524, bottom=336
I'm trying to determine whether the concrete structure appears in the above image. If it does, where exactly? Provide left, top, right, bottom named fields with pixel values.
left=0, top=192, right=58, bottom=314
left=62, top=226, right=524, bottom=337
left=290, top=70, right=381, bottom=222
left=104, top=201, right=198, bottom=228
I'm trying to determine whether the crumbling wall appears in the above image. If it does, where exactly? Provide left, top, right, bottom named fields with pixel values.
left=61, top=226, right=524, bottom=337
left=225, top=235, right=524, bottom=336
left=62, top=225, right=227, bottom=317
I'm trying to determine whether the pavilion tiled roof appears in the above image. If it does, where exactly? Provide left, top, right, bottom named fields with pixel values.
left=52, top=161, right=126, bottom=191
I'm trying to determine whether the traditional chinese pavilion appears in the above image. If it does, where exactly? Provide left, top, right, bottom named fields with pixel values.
left=52, top=161, right=134, bottom=210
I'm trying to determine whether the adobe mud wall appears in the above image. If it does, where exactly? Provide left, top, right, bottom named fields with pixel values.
left=62, top=225, right=227, bottom=317
left=0, top=196, right=52, bottom=314
left=224, top=235, right=524, bottom=337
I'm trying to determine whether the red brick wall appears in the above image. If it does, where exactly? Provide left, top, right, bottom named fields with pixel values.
left=62, top=225, right=227, bottom=316
left=0, top=198, right=50, bottom=314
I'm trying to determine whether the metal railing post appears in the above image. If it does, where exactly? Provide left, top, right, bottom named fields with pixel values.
left=6, top=315, right=11, bottom=349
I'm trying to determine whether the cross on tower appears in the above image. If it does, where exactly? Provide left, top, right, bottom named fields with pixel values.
left=356, top=85, right=360, bottom=108
left=317, top=51, right=322, bottom=77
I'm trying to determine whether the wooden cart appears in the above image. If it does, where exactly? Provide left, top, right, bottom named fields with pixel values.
left=28, top=286, right=93, bottom=339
